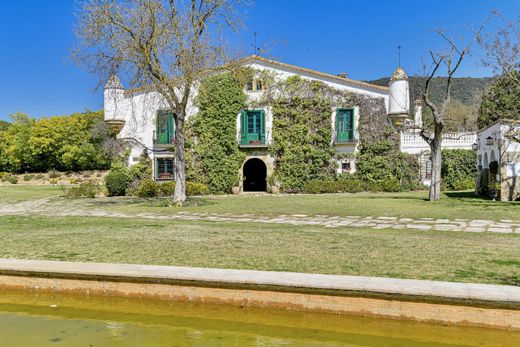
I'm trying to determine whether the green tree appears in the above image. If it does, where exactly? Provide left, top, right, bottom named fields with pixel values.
left=0, top=111, right=114, bottom=172
left=478, top=73, right=520, bottom=128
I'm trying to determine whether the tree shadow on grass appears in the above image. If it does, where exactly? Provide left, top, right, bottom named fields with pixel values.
left=444, top=191, right=520, bottom=208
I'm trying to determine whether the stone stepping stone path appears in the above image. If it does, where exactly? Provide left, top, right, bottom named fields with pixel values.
left=1, top=200, right=519, bottom=234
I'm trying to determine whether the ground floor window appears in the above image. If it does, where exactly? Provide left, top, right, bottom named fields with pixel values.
left=341, top=162, right=352, bottom=173
left=155, top=157, right=174, bottom=181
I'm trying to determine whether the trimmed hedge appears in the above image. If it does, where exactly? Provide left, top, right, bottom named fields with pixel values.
left=65, top=181, right=100, bottom=198
left=441, top=149, right=476, bottom=191
left=303, top=177, right=401, bottom=194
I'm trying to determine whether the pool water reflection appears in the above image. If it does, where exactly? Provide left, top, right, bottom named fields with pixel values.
left=0, top=290, right=518, bottom=346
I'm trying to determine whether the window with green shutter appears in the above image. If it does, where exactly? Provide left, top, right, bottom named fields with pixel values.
left=240, top=110, right=266, bottom=145
left=156, top=111, right=175, bottom=145
left=335, top=109, right=355, bottom=143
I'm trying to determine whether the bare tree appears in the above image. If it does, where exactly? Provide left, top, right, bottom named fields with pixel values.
left=479, top=12, right=520, bottom=144
left=479, top=12, right=520, bottom=90
left=419, top=29, right=481, bottom=201
left=74, top=0, right=244, bottom=203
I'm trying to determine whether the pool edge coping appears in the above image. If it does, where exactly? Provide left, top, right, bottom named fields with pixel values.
left=0, top=258, right=518, bottom=309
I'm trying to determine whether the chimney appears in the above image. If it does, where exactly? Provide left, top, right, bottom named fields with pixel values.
left=337, top=72, right=348, bottom=78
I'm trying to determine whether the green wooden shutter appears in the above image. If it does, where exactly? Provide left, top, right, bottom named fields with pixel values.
left=167, top=112, right=175, bottom=144
left=260, top=110, right=266, bottom=144
left=335, top=109, right=354, bottom=143
left=240, top=110, right=247, bottom=145
left=157, top=112, right=165, bottom=144
left=157, top=111, right=175, bottom=144
left=347, top=110, right=354, bottom=142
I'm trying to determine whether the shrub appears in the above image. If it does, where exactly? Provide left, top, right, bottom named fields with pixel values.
left=453, top=178, right=476, bottom=191
left=105, top=170, right=130, bottom=196
left=158, top=181, right=176, bottom=196
left=135, top=179, right=158, bottom=198
left=69, top=178, right=78, bottom=185
left=35, top=174, right=45, bottom=180
left=0, top=172, right=8, bottom=179
left=304, top=179, right=338, bottom=194
left=380, top=178, right=401, bottom=192
left=129, top=156, right=153, bottom=181
left=23, top=174, right=34, bottom=181
left=186, top=182, right=208, bottom=196
left=6, top=175, right=18, bottom=184
left=441, top=149, right=477, bottom=190
left=65, top=181, right=100, bottom=198
left=365, top=181, right=382, bottom=192
left=49, top=178, right=58, bottom=185
left=336, top=177, right=364, bottom=193
left=48, top=169, right=61, bottom=179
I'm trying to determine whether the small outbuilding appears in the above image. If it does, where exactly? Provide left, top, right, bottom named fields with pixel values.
left=476, top=120, right=520, bottom=201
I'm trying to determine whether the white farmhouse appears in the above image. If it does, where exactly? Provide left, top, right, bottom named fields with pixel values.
left=103, top=55, right=476, bottom=191
left=476, top=120, right=520, bottom=201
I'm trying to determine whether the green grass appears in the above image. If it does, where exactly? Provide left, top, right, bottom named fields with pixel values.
left=91, top=191, right=520, bottom=222
left=0, top=185, right=63, bottom=202
left=0, top=215, right=519, bottom=286
left=1, top=185, right=519, bottom=222
left=1, top=185, right=519, bottom=286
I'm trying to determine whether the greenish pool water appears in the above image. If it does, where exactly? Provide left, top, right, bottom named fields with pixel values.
left=0, top=290, right=519, bottom=347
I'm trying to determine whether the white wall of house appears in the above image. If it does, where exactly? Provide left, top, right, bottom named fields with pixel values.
left=477, top=122, right=520, bottom=169
left=104, top=56, right=394, bottom=180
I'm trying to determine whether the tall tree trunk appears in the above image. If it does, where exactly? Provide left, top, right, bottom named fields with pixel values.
left=428, top=130, right=443, bottom=201
left=173, top=112, right=186, bottom=203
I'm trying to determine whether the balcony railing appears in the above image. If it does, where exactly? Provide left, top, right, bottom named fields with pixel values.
left=153, top=130, right=175, bottom=146
left=239, top=131, right=269, bottom=148
left=334, top=132, right=357, bottom=145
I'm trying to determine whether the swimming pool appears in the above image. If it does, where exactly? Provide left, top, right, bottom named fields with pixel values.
left=0, top=290, right=518, bottom=346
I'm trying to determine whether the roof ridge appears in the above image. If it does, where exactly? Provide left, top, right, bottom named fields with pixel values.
left=239, top=55, right=389, bottom=92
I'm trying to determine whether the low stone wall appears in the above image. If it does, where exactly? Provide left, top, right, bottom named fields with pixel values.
left=0, top=259, right=519, bottom=331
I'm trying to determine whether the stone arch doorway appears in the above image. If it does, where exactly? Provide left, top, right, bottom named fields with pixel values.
left=243, top=158, right=267, bottom=192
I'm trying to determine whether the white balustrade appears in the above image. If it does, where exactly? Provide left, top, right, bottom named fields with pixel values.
left=400, top=131, right=477, bottom=154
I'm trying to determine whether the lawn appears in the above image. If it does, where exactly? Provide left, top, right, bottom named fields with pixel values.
left=0, top=185, right=519, bottom=286
left=0, top=185, right=63, bottom=202
left=87, top=190, right=519, bottom=222
left=0, top=215, right=519, bottom=286
left=1, top=185, right=519, bottom=222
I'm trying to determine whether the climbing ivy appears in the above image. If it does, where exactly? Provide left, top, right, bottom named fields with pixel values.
left=187, top=72, right=247, bottom=194
left=256, top=75, right=398, bottom=191
left=186, top=69, right=418, bottom=193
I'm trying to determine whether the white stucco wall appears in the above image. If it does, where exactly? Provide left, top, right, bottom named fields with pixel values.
left=104, top=57, right=391, bottom=176
left=477, top=122, right=520, bottom=167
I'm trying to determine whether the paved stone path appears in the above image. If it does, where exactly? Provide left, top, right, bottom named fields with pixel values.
left=0, top=199, right=519, bottom=234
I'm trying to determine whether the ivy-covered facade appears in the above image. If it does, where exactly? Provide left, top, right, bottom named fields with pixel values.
left=104, top=55, right=420, bottom=193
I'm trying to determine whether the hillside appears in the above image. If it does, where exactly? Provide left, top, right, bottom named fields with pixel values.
left=369, top=76, right=493, bottom=107
left=0, top=120, right=10, bottom=131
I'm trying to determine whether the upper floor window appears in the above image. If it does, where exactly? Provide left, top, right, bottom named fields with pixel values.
left=240, top=110, right=266, bottom=146
left=156, top=110, right=175, bottom=145
left=246, top=78, right=265, bottom=92
left=335, top=109, right=355, bottom=143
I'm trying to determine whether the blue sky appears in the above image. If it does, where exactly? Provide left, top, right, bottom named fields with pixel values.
left=0, top=0, right=518, bottom=121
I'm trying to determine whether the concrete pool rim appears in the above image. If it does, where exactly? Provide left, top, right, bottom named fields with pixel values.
left=0, top=259, right=518, bottom=330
